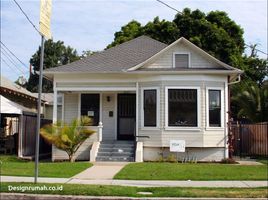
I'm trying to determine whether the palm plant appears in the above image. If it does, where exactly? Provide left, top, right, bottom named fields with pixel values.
left=40, top=116, right=95, bottom=162
left=232, top=83, right=268, bottom=122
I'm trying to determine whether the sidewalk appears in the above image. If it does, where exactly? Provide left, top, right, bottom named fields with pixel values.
left=1, top=175, right=267, bottom=188
left=73, top=162, right=128, bottom=180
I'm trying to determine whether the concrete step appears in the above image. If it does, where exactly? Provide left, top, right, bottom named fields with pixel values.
left=101, top=140, right=134, bottom=144
left=100, top=144, right=135, bottom=148
left=96, top=156, right=134, bottom=162
left=96, top=141, right=135, bottom=162
left=98, top=147, right=134, bottom=153
left=97, top=152, right=134, bottom=157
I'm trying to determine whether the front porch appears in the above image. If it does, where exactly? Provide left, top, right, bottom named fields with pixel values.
left=52, top=84, right=143, bottom=162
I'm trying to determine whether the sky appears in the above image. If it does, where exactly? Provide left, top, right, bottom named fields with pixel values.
left=1, top=0, right=267, bottom=81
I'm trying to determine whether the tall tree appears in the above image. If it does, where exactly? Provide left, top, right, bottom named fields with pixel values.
left=240, top=46, right=268, bottom=86
left=107, top=20, right=143, bottom=49
left=27, top=39, right=80, bottom=92
left=107, top=8, right=244, bottom=67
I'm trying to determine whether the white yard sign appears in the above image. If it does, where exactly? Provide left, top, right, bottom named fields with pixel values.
left=170, top=140, right=185, bottom=152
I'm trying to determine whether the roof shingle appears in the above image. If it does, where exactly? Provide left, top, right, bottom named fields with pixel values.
left=45, top=36, right=167, bottom=73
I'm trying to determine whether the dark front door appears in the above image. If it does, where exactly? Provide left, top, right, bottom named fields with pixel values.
left=117, top=94, right=136, bottom=140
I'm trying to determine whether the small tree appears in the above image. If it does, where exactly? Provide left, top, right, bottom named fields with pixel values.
left=40, top=117, right=95, bottom=162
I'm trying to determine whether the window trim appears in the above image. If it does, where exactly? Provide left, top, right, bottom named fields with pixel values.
left=206, top=87, right=224, bottom=130
left=141, top=87, right=160, bottom=130
left=172, top=52, right=191, bottom=68
left=165, top=86, right=201, bottom=131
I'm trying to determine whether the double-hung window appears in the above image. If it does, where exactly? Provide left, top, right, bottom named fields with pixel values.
left=142, top=88, right=158, bottom=128
left=81, top=94, right=100, bottom=126
left=207, top=89, right=223, bottom=127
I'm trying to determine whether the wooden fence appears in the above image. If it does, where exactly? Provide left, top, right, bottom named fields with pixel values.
left=21, top=112, right=52, bottom=157
left=231, top=122, right=268, bottom=157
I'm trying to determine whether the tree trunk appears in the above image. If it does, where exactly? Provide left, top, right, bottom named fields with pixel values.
left=69, top=154, right=76, bottom=162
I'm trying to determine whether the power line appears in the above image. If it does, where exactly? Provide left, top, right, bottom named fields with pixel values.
left=155, top=0, right=268, bottom=56
left=0, top=46, right=28, bottom=74
left=156, top=0, right=182, bottom=14
left=245, top=44, right=268, bottom=56
left=1, top=57, right=23, bottom=76
left=1, top=50, right=28, bottom=75
left=13, top=0, right=40, bottom=35
left=0, top=41, right=29, bottom=69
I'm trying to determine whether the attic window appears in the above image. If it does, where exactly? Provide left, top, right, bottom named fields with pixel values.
left=173, top=53, right=190, bottom=68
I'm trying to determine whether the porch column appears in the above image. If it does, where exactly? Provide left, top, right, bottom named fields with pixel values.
left=53, top=88, right=57, bottom=123
left=136, top=82, right=139, bottom=141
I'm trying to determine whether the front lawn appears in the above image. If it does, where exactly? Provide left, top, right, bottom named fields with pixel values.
left=114, top=162, right=268, bottom=180
left=1, top=182, right=267, bottom=198
left=0, top=155, right=92, bottom=178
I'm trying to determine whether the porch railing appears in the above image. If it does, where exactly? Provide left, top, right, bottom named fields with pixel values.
left=98, top=122, right=103, bottom=142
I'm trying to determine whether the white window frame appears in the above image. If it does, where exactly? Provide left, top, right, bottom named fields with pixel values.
left=172, top=52, right=191, bottom=68
left=141, top=87, right=160, bottom=130
left=165, top=86, right=201, bottom=131
left=206, top=87, right=224, bottom=130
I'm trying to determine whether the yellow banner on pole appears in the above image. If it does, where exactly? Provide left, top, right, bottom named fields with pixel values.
left=39, top=0, right=52, bottom=39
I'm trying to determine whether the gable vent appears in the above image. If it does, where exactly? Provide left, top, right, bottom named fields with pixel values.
left=174, top=53, right=189, bottom=68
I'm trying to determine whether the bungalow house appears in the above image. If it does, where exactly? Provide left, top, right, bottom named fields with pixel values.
left=44, top=36, right=242, bottom=162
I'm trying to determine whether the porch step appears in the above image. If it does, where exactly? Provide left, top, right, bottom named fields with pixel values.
left=96, top=156, right=135, bottom=162
left=96, top=140, right=135, bottom=162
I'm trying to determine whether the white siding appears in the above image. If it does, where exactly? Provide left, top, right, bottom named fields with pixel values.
left=64, top=93, right=79, bottom=123
left=102, top=93, right=116, bottom=140
left=143, top=43, right=222, bottom=69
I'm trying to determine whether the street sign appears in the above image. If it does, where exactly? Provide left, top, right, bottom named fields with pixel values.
left=40, top=0, right=52, bottom=39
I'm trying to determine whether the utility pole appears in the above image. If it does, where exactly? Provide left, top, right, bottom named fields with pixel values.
left=34, top=35, right=45, bottom=184
left=34, top=0, right=52, bottom=183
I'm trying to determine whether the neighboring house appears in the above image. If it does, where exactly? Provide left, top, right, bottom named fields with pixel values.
left=44, top=36, right=242, bottom=162
left=0, top=76, right=52, bottom=158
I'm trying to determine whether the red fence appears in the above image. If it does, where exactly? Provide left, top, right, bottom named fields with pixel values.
left=231, top=122, right=268, bottom=157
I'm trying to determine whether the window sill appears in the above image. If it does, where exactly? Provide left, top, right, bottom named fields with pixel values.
left=141, top=127, right=160, bottom=131
left=205, top=127, right=225, bottom=131
left=165, top=127, right=201, bottom=131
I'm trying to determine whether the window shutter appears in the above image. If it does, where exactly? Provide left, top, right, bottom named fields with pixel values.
left=174, top=54, right=189, bottom=68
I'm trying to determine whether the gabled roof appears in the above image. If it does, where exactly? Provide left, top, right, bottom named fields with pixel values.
left=44, top=35, right=242, bottom=75
left=44, top=36, right=168, bottom=73
left=128, top=37, right=241, bottom=72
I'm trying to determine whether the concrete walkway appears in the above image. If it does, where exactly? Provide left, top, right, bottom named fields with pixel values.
left=72, top=162, right=128, bottom=180
left=1, top=175, right=267, bottom=188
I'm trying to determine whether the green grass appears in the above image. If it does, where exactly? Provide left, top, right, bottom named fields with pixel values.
left=257, top=158, right=268, bottom=165
left=1, top=182, right=267, bottom=198
left=0, top=155, right=92, bottom=178
left=114, top=162, right=268, bottom=180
